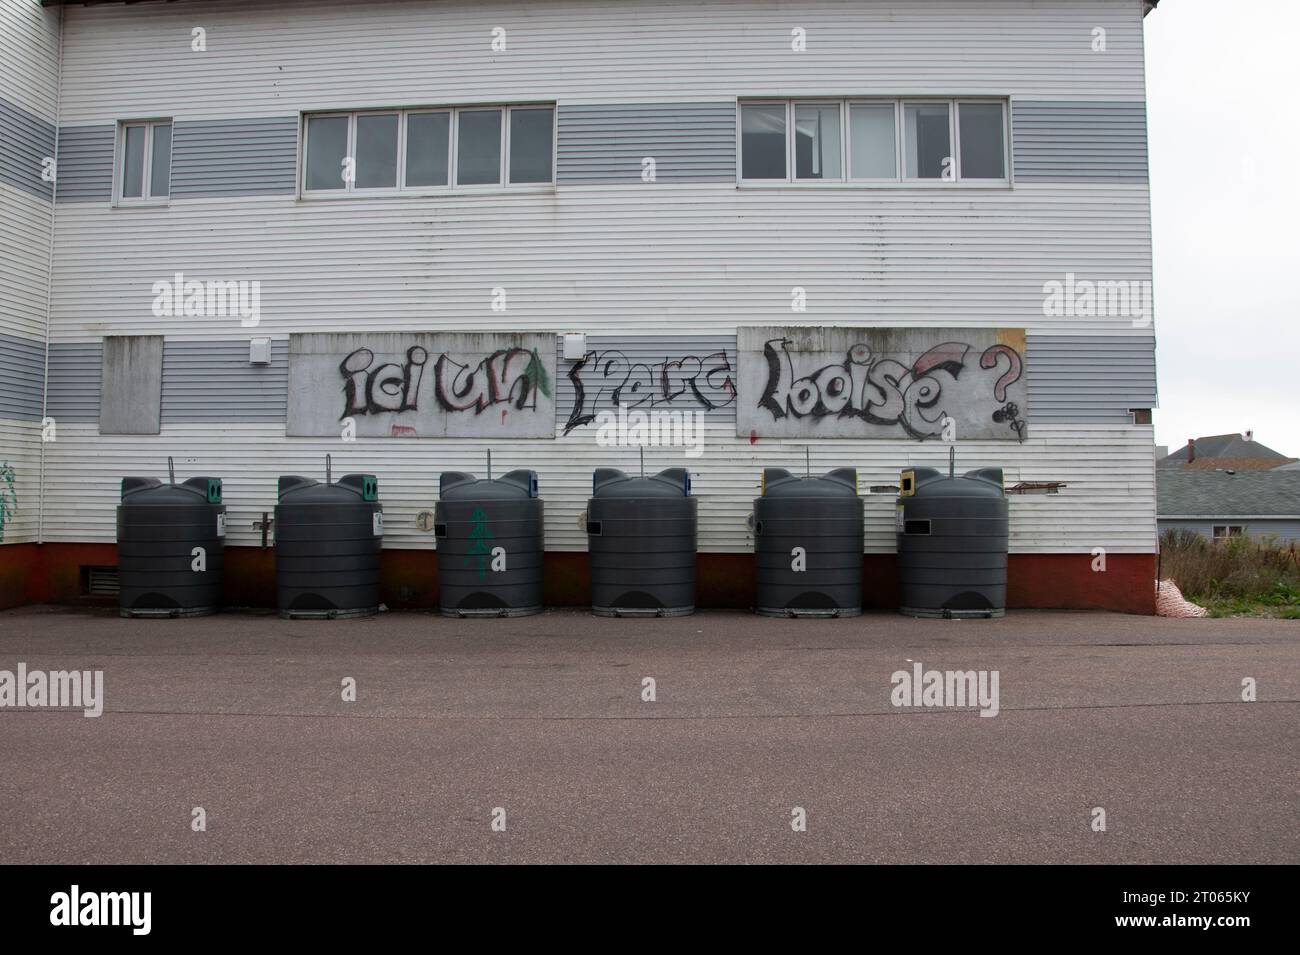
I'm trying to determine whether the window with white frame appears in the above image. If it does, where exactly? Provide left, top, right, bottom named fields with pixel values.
left=1212, top=525, right=1245, bottom=540
left=117, top=120, right=172, bottom=202
left=739, top=99, right=1008, bottom=184
left=302, top=105, right=555, bottom=195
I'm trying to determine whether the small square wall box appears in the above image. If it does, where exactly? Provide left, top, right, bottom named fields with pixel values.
left=563, top=333, right=587, bottom=361
left=249, top=338, right=272, bottom=366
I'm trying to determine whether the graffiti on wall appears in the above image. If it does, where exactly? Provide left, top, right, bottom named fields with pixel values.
left=563, top=349, right=736, bottom=434
left=340, top=345, right=551, bottom=417
left=0, top=463, right=16, bottom=543
left=287, top=332, right=556, bottom=438
left=736, top=327, right=1028, bottom=441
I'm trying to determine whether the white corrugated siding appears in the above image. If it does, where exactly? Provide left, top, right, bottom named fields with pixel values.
left=0, top=0, right=58, bottom=547
left=55, top=0, right=1146, bottom=122
left=49, top=182, right=1153, bottom=340
left=0, top=0, right=60, bottom=120
left=38, top=422, right=1156, bottom=553
left=1, top=185, right=53, bottom=340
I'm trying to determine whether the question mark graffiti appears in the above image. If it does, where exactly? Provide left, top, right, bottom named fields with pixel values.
left=979, top=345, right=1023, bottom=403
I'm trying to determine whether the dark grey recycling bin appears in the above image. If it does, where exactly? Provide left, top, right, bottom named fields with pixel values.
left=586, top=467, right=696, bottom=617
left=435, top=469, right=543, bottom=617
left=116, top=473, right=225, bottom=618
left=753, top=467, right=862, bottom=617
left=275, top=472, right=382, bottom=619
left=897, top=466, right=1008, bottom=618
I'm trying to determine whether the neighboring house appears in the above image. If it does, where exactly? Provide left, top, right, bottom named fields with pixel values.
left=1158, top=471, right=1300, bottom=544
left=0, top=0, right=1164, bottom=613
left=1157, top=432, right=1298, bottom=471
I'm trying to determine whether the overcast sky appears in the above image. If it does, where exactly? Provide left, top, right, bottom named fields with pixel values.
left=1145, top=0, right=1300, bottom=457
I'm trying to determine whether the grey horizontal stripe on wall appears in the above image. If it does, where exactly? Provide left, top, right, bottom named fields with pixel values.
left=1025, top=335, right=1157, bottom=423
left=162, top=339, right=289, bottom=422
left=1012, top=101, right=1148, bottom=182
left=555, top=335, right=739, bottom=433
left=0, top=333, right=46, bottom=419
left=171, top=117, right=299, bottom=198
left=557, top=102, right=737, bottom=183
left=47, top=335, right=1153, bottom=426
left=53, top=125, right=115, bottom=202
left=0, top=96, right=55, bottom=201
left=44, top=342, right=102, bottom=422
left=44, top=339, right=289, bottom=423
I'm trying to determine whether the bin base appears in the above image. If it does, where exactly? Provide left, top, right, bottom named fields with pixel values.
left=440, top=605, right=542, bottom=618
left=278, top=606, right=378, bottom=620
left=592, top=605, right=694, bottom=618
left=899, top=606, right=1005, bottom=620
left=120, top=605, right=218, bottom=619
left=756, top=606, right=861, bottom=618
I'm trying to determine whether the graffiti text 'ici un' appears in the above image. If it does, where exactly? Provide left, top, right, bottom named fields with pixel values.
left=758, top=338, right=1026, bottom=440
left=339, top=345, right=552, bottom=420
left=564, top=350, right=736, bottom=434
left=287, top=332, right=557, bottom=438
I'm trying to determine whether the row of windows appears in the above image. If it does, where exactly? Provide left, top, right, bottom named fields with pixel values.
left=113, top=98, right=1010, bottom=203
left=740, top=99, right=1007, bottom=182
left=304, top=105, right=555, bottom=193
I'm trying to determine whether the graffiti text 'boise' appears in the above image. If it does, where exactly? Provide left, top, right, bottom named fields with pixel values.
left=756, top=337, right=1026, bottom=440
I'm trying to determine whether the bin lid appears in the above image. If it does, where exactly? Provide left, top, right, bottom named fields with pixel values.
left=440, top=469, right=538, bottom=499
left=278, top=473, right=378, bottom=502
left=902, top=467, right=1004, bottom=498
left=121, top=475, right=222, bottom=504
left=761, top=467, right=857, bottom=498
left=592, top=467, right=691, bottom=498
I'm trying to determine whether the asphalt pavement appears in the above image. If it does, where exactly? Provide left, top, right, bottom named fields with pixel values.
left=0, top=607, right=1295, bottom=864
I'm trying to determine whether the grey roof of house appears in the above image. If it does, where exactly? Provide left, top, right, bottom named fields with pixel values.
left=1157, top=433, right=1294, bottom=468
left=1157, top=469, right=1300, bottom=517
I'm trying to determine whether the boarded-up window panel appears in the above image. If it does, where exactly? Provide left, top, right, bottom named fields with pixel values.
left=100, top=335, right=163, bottom=434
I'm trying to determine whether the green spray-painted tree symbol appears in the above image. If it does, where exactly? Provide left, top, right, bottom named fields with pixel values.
left=0, top=463, right=16, bottom=543
left=525, top=348, right=552, bottom=401
left=466, top=506, right=494, bottom=578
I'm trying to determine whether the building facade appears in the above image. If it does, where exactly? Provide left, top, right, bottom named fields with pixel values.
left=1158, top=470, right=1300, bottom=545
left=1, top=0, right=1160, bottom=612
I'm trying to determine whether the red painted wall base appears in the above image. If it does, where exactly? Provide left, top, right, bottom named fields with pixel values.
left=0, top=543, right=44, bottom=611
left=0, top=543, right=1156, bottom=615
